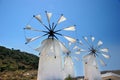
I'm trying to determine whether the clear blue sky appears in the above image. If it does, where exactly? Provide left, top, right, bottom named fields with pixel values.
left=0, top=0, right=120, bottom=77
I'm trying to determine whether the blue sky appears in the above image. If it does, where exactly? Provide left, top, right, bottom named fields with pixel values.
left=0, top=0, right=120, bottom=77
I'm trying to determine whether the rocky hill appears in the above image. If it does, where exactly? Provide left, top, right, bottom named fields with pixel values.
left=0, top=46, right=39, bottom=79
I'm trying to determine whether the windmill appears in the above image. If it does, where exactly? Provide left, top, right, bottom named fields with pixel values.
left=63, top=42, right=80, bottom=79
left=77, top=36, right=110, bottom=80
left=24, top=11, right=76, bottom=80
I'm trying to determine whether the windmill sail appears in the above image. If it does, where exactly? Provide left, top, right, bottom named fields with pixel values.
left=83, top=36, right=88, bottom=41
left=74, top=56, right=80, bottom=61
left=99, top=58, right=106, bottom=66
left=24, top=25, right=42, bottom=32
left=73, top=46, right=79, bottom=50
left=63, top=26, right=75, bottom=31
left=57, top=15, right=66, bottom=24
left=64, top=36, right=76, bottom=43
left=79, top=40, right=83, bottom=45
left=102, top=53, right=110, bottom=59
left=24, top=25, right=32, bottom=30
left=25, top=36, right=41, bottom=44
left=75, top=51, right=81, bottom=54
left=46, top=11, right=52, bottom=24
left=59, top=41, right=69, bottom=53
left=34, top=14, right=42, bottom=23
left=100, top=48, right=108, bottom=53
left=91, top=36, right=95, bottom=42
left=97, top=40, right=103, bottom=46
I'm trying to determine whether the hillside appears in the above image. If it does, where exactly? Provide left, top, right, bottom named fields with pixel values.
left=0, top=46, right=39, bottom=72
left=0, top=46, right=39, bottom=79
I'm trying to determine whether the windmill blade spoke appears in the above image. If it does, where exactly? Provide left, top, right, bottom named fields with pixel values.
left=59, top=41, right=69, bottom=53
left=64, top=36, right=76, bottom=43
left=73, top=46, right=79, bottom=50
left=80, top=49, right=87, bottom=52
left=73, top=46, right=86, bottom=54
left=77, top=48, right=87, bottom=52
left=24, top=25, right=32, bottom=30
left=83, top=36, right=88, bottom=41
left=75, top=51, right=81, bottom=54
left=25, top=33, right=48, bottom=44
left=53, top=14, right=66, bottom=30
left=79, top=40, right=83, bottom=45
left=100, top=48, right=108, bottom=53
left=83, top=36, right=92, bottom=47
left=54, top=29, right=62, bottom=33
left=68, top=42, right=72, bottom=46
left=24, top=25, right=43, bottom=32
left=97, top=40, right=103, bottom=46
left=102, top=53, right=110, bottom=59
left=33, top=14, right=50, bottom=30
left=45, top=11, right=52, bottom=23
left=57, top=14, right=66, bottom=24
left=54, top=35, right=59, bottom=40
left=83, top=53, right=91, bottom=61
left=74, top=56, right=80, bottom=61
left=99, top=58, right=106, bottom=66
left=55, top=32, right=62, bottom=36
left=55, top=25, right=75, bottom=32
left=63, top=25, right=76, bottom=31
left=35, top=46, right=42, bottom=52
left=25, top=36, right=42, bottom=44
left=45, top=11, right=52, bottom=29
left=34, top=14, right=42, bottom=23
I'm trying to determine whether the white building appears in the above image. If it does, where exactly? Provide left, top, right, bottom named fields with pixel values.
left=75, top=71, right=120, bottom=80
left=102, top=72, right=120, bottom=80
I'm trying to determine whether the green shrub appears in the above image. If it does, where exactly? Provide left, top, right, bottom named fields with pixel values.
left=64, top=75, right=73, bottom=80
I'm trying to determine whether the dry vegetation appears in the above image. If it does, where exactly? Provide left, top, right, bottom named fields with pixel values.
left=0, top=70, right=37, bottom=80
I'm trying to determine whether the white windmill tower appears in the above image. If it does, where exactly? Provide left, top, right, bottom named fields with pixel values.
left=64, top=52, right=75, bottom=79
left=63, top=42, right=80, bottom=79
left=24, top=11, right=76, bottom=80
left=78, top=36, right=110, bottom=80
